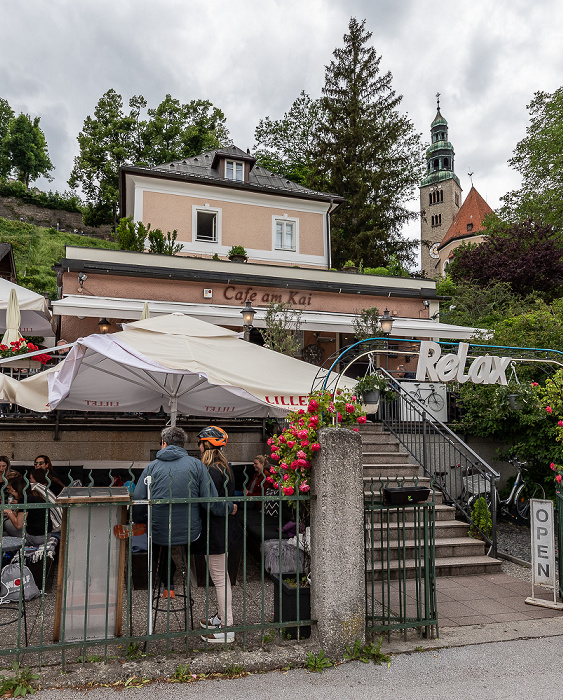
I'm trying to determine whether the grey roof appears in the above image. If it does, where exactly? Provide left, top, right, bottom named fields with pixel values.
left=138, top=146, right=342, bottom=202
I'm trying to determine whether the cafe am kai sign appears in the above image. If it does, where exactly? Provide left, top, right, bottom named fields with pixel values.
left=416, top=341, right=511, bottom=385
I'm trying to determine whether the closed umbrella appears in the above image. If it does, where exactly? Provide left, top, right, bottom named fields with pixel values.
left=1, top=289, right=24, bottom=347
left=140, top=302, right=150, bottom=320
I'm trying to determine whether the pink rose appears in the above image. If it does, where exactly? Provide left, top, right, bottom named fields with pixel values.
left=296, top=449, right=306, bottom=458
left=297, top=430, right=308, bottom=439
left=297, top=458, right=307, bottom=467
left=336, top=389, right=341, bottom=395
left=551, top=463, right=556, bottom=471
left=300, top=440, right=309, bottom=447
left=345, top=403, right=355, bottom=413
left=352, top=427, right=359, bottom=432
left=337, top=413, right=343, bottom=423
left=270, top=467, right=276, bottom=473
left=287, top=440, right=295, bottom=449
left=557, top=475, right=562, bottom=484
left=283, top=486, right=294, bottom=496
left=280, top=463, right=288, bottom=470
left=309, top=415, right=319, bottom=426
left=298, top=419, right=304, bottom=426
left=273, top=482, right=279, bottom=489
left=546, top=406, right=553, bottom=413
left=328, top=402, right=335, bottom=413
left=357, top=416, right=367, bottom=424
left=290, top=461, right=298, bottom=470
left=283, top=473, right=289, bottom=481
left=271, top=454, right=280, bottom=462
left=266, top=476, right=274, bottom=484
left=532, top=382, right=538, bottom=387
left=267, top=438, right=274, bottom=445
left=351, top=395, right=357, bottom=401
left=308, top=399, right=319, bottom=413
left=298, top=409, right=305, bottom=415
left=279, top=435, right=286, bottom=443
left=311, top=443, right=320, bottom=452
left=299, top=483, right=310, bottom=493
left=558, top=421, right=563, bottom=427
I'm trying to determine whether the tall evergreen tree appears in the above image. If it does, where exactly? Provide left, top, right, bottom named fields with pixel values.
left=312, top=18, right=424, bottom=269
left=3, top=113, right=53, bottom=187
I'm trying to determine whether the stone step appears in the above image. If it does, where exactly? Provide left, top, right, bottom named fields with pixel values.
left=365, top=503, right=457, bottom=523
left=363, top=466, right=420, bottom=478
left=366, top=519, right=470, bottom=540
left=362, top=451, right=411, bottom=464
left=366, top=537, right=486, bottom=562
left=367, top=555, right=503, bottom=580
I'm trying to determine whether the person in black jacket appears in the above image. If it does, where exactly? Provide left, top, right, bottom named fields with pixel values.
left=197, top=426, right=240, bottom=644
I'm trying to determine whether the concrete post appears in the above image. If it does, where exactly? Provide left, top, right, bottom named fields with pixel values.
left=310, top=427, right=365, bottom=657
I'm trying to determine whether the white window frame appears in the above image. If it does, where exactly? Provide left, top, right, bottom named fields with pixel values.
left=192, top=205, right=222, bottom=245
left=272, top=215, right=299, bottom=252
left=225, top=160, right=244, bottom=182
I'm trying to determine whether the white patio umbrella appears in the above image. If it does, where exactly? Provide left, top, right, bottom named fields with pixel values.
left=1, top=289, right=24, bottom=346
left=0, top=279, right=55, bottom=338
left=140, top=301, right=150, bottom=320
left=28, top=313, right=354, bottom=424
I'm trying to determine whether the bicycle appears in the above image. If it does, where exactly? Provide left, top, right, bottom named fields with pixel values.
left=466, top=457, right=545, bottom=525
left=410, top=382, right=445, bottom=412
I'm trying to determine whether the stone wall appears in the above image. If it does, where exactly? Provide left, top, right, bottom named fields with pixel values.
left=0, top=195, right=112, bottom=238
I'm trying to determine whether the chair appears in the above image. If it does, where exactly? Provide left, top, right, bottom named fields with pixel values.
left=151, top=545, right=194, bottom=634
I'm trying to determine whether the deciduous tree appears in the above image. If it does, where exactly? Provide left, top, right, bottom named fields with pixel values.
left=0, top=97, right=14, bottom=179
left=2, top=113, right=53, bottom=187
left=311, top=18, right=424, bottom=269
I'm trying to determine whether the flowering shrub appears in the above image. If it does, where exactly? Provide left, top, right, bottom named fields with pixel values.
left=538, top=370, right=563, bottom=488
left=267, top=389, right=366, bottom=495
left=0, top=339, right=51, bottom=365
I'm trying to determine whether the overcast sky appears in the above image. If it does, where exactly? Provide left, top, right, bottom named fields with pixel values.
left=1, top=0, right=562, bottom=252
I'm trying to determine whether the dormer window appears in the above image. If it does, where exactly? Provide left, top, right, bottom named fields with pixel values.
left=225, top=160, right=244, bottom=182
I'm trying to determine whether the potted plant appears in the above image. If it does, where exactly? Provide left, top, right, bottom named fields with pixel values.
left=272, top=573, right=311, bottom=639
left=341, top=260, right=358, bottom=273
left=354, top=374, right=396, bottom=405
left=227, top=245, right=248, bottom=263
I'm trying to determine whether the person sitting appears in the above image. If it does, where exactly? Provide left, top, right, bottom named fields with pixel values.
left=29, top=469, right=62, bottom=535
left=396, top=364, right=416, bottom=380
left=245, top=454, right=269, bottom=500
left=3, top=475, right=51, bottom=545
left=32, top=455, right=65, bottom=495
left=0, top=455, right=17, bottom=483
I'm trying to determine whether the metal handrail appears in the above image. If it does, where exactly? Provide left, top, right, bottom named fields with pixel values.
left=376, top=368, right=498, bottom=557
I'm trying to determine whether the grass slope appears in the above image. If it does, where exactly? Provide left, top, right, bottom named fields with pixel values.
left=0, top=217, right=119, bottom=298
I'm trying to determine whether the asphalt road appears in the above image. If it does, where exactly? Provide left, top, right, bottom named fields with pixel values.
left=35, top=635, right=563, bottom=699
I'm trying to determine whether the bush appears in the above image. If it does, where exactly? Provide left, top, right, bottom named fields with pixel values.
left=0, top=180, right=83, bottom=212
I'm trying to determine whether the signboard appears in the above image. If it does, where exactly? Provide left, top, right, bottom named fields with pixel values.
left=416, top=341, right=511, bottom=385
left=526, top=499, right=563, bottom=609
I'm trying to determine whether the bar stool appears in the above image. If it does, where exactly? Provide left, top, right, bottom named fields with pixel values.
left=151, top=545, right=194, bottom=633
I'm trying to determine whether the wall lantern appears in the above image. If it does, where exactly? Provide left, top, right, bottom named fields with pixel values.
left=380, top=308, right=394, bottom=336
left=240, top=300, right=256, bottom=342
left=98, top=318, right=111, bottom=334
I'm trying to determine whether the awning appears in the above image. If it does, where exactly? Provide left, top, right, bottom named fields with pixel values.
left=52, top=294, right=487, bottom=340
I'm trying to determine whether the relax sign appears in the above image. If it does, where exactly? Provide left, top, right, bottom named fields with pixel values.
left=415, top=341, right=511, bottom=385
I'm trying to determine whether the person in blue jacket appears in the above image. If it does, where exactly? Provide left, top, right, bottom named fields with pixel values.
left=132, top=425, right=236, bottom=597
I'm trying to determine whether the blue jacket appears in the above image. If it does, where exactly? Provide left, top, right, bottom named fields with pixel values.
left=132, top=444, right=233, bottom=546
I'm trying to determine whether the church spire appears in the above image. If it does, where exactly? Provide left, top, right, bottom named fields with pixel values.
left=421, top=96, right=460, bottom=187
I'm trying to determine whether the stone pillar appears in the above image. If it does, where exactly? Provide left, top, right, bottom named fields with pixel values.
left=310, top=427, right=365, bottom=657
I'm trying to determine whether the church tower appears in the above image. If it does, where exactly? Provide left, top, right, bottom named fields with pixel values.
left=420, top=95, right=462, bottom=276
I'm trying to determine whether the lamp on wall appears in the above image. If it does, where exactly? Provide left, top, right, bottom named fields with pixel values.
left=380, top=308, right=394, bottom=336
left=240, top=300, right=256, bottom=342
left=98, top=318, right=111, bottom=334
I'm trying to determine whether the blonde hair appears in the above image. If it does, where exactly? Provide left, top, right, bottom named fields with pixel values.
left=254, top=454, right=268, bottom=468
left=201, top=447, right=232, bottom=478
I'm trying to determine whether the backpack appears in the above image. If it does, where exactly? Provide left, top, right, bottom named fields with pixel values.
left=0, top=560, right=41, bottom=602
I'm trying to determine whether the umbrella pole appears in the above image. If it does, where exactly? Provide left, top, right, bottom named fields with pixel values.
left=170, top=395, right=178, bottom=427
left=145, top=475, right=154, bottom=636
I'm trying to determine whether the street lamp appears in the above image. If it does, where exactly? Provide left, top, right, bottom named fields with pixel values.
left=240, top=300, right=256, bottom=342
left=380, top=308, right=394, bottom=336
left=98, top=318, right=111, bottom=334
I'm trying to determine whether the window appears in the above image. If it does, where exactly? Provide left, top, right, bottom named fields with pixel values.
left=225, top=160, right=244, bottom=182
left=196, top=211, right=217, bottom=242
left=467, top=223, right=473, bottom=232
left=275, top=220, right=295, bottom=250
left=455, top=193, right=460, bottom=207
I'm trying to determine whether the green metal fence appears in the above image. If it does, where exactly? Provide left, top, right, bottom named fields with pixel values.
left=0, top=470, right=311, bottom=667
left=557, top=491, right=563, bottom=601
left=364, top=479, right=438, bottom=640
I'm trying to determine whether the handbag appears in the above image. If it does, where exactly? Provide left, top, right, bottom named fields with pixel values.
left=0, top=560, right=41, bottom=602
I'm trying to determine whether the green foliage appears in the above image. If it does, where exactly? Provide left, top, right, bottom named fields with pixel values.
left=0, top=216, right=119, bottom=297
left=499, top=88, right=563, bottom=231
left=223, top=663, right=245, bottom=678
left=227, top=245, right=247, bottom=258
left=306, top=649, right=333, bottom=673
left=115, top=216, right=147, bottom=252
left=173, top=664, right=192, bottom=682
left=253, top=91, right=322, bottom=186
left=1, top=113, right=53, bottom=187
left=311, top=18, right=424, bottom=269
left=0, top=98, right=14, bottom=179
left=363, top=266, right=390, bottom=276
left=352, top=306, right=381, bottom=341
left=261, top=629, right=277, bottom=644
left=342, top=260, right=356, bottom=268
left=469, top=496, right=492, bottom=539
left=344, top=638, right=391, bottom=665
left=261, top=302, right=302, bottom=356
left=354, top=374, right=396, bottom=402
left=0, top=663, right=40, bottom=696
left=77, top=654, right=103, bottom=663
left=69, top=90, right=230, bottom=228
left=125, top=642, right=145, bottom=660
left=0, top=180, right=82, bottom=212
left=147, top=227, right=182, bottom=255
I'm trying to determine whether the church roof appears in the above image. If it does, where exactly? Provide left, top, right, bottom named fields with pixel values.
left=431, top=109, right=447, bottom=127
left=439, top=186, right=493, bottom=249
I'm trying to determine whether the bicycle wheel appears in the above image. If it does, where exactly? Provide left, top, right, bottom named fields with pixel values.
left=427, top=392, right=445, bottom=412
left=514, top=482, right=546, bottom=523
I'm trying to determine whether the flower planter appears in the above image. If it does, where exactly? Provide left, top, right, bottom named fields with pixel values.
left=271, top=573, right=311, bottom=639
left=341, top=266, right=358, bottom=273
left=362, top=389, right=380, bottom=404
left=228, top=254, right=247, bottom=263
left=383, top=486, right=430, bottom=505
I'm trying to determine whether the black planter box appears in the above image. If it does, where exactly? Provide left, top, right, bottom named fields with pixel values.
left=383, top=486, right=430, bottom=505
left=271, top=573, right=311, bottom=639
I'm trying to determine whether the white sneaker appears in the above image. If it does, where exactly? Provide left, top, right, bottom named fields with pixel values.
left=201, top=627, right=235, bottom=644
left=199, top=613, right=221, bottom=629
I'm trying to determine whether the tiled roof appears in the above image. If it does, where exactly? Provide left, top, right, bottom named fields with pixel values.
left=439, top=186, right=493, bottom=249
left=140, top=146, right=340, bottom=201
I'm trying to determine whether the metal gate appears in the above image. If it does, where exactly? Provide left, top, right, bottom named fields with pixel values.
left=364, top=480, right=438, bottom=639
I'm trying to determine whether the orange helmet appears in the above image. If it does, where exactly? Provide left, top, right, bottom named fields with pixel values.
left=197, top=425, right=228, bottom=449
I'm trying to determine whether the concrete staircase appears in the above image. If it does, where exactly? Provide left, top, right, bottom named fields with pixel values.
left=360, top=423, right=502, bottom=579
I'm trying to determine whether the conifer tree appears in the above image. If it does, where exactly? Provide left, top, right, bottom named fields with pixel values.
left=312, top=18, right=424, bottom=269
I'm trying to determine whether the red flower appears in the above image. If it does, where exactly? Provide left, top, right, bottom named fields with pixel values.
left=337, top=413, right=343, bottom=423
left=551, top=463, right=556, bottom=471
left=357, top=416, right=367, bottom=424
left=299, top=483, right=310, bottom=493
left=345, top=403, right=355, bottom=413
left=557, top=475, right=562, bottom=484
left=307, top=399, right=319, bottom=413
left=266, top=476, right=274, bottom=484
left=283, top=486, right=294, bottom=496
left=352, top=428, right=359, bottom=432
left=311, top=443, right=320, bottom=452
left=546, top=406, right=553, bottom=413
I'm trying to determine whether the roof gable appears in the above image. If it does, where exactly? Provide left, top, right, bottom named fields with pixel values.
left=439, top=186, right=493, bottom=249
